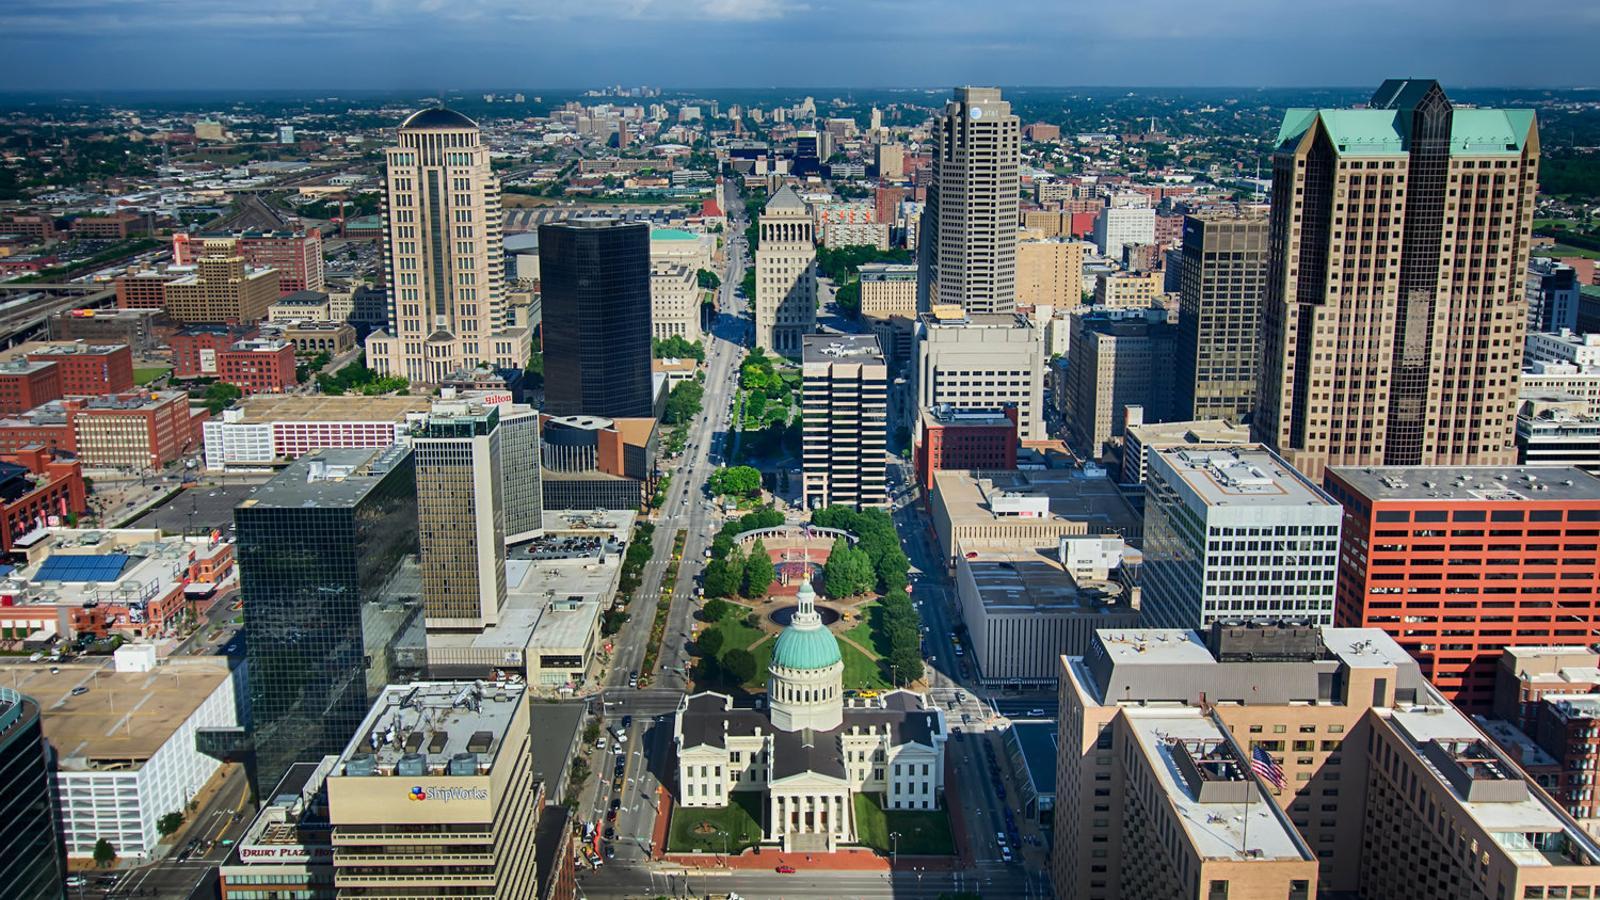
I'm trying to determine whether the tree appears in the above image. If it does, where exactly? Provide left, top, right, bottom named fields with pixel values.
left=653, top=335, right=706, bottom=362
left=93, top=838, right=115, bottom=867
left=703, top=597, right=731, bottom=623
left=704, top=550, right=742, bottom=599
left=833, top=279, right=861, bottom=315
left=722, top=648, right=758, bottom=684
left=696, top=268, right=721, bottom=291
left=822, top=538, right=874, bottom=598
left=697, top=627, right=726, bottom=658
left=201, top=381, right=242, bottom=415
left=583, top=721, right=601, bottom=744
left=157, top=811, right=184, bottom=837
left=663, top=381, right=705, bottom=425
left=524, top=350, right=544, bottom=389
left=742, top=539, right=775, bottom=598
left=890, top=646, right=924, bottom=684
left=709, top=465, right=762, bottom=498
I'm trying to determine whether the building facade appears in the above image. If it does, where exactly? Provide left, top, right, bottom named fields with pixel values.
left=802, top=334, right=888, bottom=510
left=540, top=218, right=654, bottom=418
left=415, top=402, right=507, bottom=631
left=1017, top=238, right=1087, bottom=310
left=914, top=309, right=1046, bottom=442
left=1141, top=446, right=1341, bottom=629
left=755, top=186, right=817, bottom=358
left=914, top=406, right=1018, bottom=491
left=1092, top=206, right=1156, bottom=261
left=1063, top=315, right=1178, bottom=460
left=1529, top=257, right=1581, bottom=334
left=364, top=108, right=529, bottom=385
left=1255, top=80, right=1540, bottom=480
left=0, top=687, right=62, bottom=899
left=1325, top=465, right=1600, bottom=711
left=921, top=87, right=1020, bottom=315
left=649, top=261, right=702, bottom=343
left=858, top=262, right=918, bottom=318
left=162, top=239, right=281, bottom=324
left=1174, top=213, right=1269, bottom=422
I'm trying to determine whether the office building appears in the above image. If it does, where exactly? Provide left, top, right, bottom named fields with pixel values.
left=929, top=467, right=1144, bottom=567
left=921, top=87, right=1021, bottom=314
left=539, top=414, right=657, bottom=511
left=0, top=448, right=87, bottom=553
left=1516, top=397, right=1600, bottom=474
left=1256, top=80, right=1540, bottom=480
left=1063, top=314, right=1178, bottom=460
left=1092, top=270, right=1164, bottom=309
left=0, top=361, right=60, bottom=416
left=0, top=655, right=237, bottom=861
left=174, top=229, right=325, bottom=295
left=326, top=681, right=539, bottom=897
left=914, top=406, right=1018, bottom=491
left=162, top=238, right=282, bottom=324
left=219, top=758, right=336, bottom=900
left=540, top=218, right=654, bottom=418
left=1528, top=329, right=1600, bottom=370
left=281, top=321, right=358, bottom=356
left=955, top=546, right=1139, bottom=686
left=365, top=108, right=531, bottom=385
left=236, top=446, right=425, bottom=796
left=0, top=686, right=62, bottom=898
left=1117, top=418, right=1252, bottom=488
left=268, top=290, right=334, bottom=324
left=802, top=334, right=888, bottom=509
left=1174, top=213, right=1269, bottom=422
left=858, top=262, right=918, bottom=318
left=1053, top=622, right=1600, bottom=900
left=48, top=307, right=163, bottom=356
left=1, top=390, right=204, bottom=471
left=914, top=308, right=1046, bottom=441
left=1529, top=257, right=1582, bottom=334
left=415, top=401, right=508, bottom=631
left=1092, top=206, right=1156, bottom=261
left=1017, top=238, right=1087, bottom=309
left=650, top=261, right=702, bottom=343
left=114, top=269, right=177, bottom=310
left=1523, top=362, right=1600, bottom=416
left=1141, top=446, right=1341, bottom=629
left=16, top=341, right=134, bottom=397
left=1474, top=648, right=1600, bottom=824
left=1325, top=465, right=1600, bottom=710
left=755, top=186, right=818, bottom=358
left=676, top=579, right=948, bottom=850
left=202, top=396, right=432, bottom=470
left=500, top=405, right=543, bottom=542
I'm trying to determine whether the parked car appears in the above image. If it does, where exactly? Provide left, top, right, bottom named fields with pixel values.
left=775, top=865, right=796, bottom=874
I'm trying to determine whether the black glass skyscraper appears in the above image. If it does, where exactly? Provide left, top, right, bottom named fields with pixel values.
left=0, top=688, right=63, bottom=899
left=235, top=446, right=424, bottom=797
left=539, top=218, right=654, bottom=419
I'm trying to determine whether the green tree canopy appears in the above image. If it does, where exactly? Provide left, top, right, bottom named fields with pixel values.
left=722, top=648, right=758, bottom=684
left=697, top=627, right=725, bottom=658
left=710, top=465, right=762, bottom=498
left=653, top=335, right=706, bottom=362
left=94, top=838, right=116, bottom=867
left=157, top=812, right=184, bottom=837
left=663, top=380, right=705, bottom=425
left=696, top=268, right=722, bottom=290
left=822, top=538, right=874, bottom=598
left=742, top=539, right=775, bottom=598
left=703, top=596, right=731, bottom=622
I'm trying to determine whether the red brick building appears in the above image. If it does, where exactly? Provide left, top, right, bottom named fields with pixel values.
left=0, top=214, right=57, bottom=244
left=171, top=324, right=257, bottom=378
left=1325, top=465, right=1600, bottom=711
left=72, top=213, right=149, bottom=240
left=114, top=270, right=178, bottom=310
left=915, top=406, right=1018, bottom=491
left=217, top=339, right=296, bottom=394
left=874, top=185, right=906, bottom=225
left=22, top=342, right=134, bottom=396
left=0, top=448, right=87, bottom=551
left=0, top=361, right=62, bottom=416
left=173, top=229, right=324, bottom=294
left=68, top=391, right=204, bottom=470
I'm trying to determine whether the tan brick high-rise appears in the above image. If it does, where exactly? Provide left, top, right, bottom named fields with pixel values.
left=755, top=185, right=817, bottom=358
left=919, top=87, right=1020, bottom=314
left=1255, top=80, right=1539, bottom=480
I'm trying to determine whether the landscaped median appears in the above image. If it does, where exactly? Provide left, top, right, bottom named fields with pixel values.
left=639, top=528, right=685, bottom=679
left=852, top=794, right=956, bottom=856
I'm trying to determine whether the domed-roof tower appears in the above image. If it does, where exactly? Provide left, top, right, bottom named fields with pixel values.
left=768, top=578, right=844, bottom=732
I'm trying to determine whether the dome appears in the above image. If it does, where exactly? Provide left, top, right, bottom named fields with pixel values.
left=770, top=580, right=841, bottom=671
left=399, top=107, right=478, bottom=131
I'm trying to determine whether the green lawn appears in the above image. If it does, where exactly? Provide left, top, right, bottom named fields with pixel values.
left=852, top=794, right=955, bottom=855
left=747, top=636, right=774, bottom=688
left=704, top=605, right=764, bottom=651
left=133, top=366, right=171, bottom=386
left=1540, top=242, right=1600, bottom=260
left=843, top=601, right=886, bottom=657
left=841, top=640, right=892, bottom=691
left=667, top=791, right=764, bottom=853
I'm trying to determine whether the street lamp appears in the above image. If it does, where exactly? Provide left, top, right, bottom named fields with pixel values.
left=890, top=830, right=900, bottom=867
left=716, top=829, right=729, bottom=867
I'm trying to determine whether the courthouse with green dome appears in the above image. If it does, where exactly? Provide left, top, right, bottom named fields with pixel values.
left=673, top=579, right=949, bottom=851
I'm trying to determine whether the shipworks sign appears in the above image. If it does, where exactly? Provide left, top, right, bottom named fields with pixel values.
left=408, top=785, right=489, bottom=803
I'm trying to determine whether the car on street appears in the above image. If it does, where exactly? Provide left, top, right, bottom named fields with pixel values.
left=775, top=865, right=796, bottom=874
left=622, top=715, right=633, bottom=728
left=603, top=843, right=615, bottom=859
left=70, top=686, right=88, bottom=696
left=604, top=826, right=616, bottom=840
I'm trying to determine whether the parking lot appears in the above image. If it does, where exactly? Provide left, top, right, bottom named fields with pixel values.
left=126, top=483, right=263, bottom=537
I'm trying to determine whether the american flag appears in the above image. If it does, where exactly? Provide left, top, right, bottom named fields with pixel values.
left=1251, top=746, right=1286, bottom=791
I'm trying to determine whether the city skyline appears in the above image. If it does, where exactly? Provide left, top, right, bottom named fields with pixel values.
left=2, top=0, right=1597, bottom=91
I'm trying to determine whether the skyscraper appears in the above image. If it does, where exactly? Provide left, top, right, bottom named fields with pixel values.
left=754, top=186, right=818, bottom=358
left=235, top=446, right=424, bottom=796
left=0, top=687, right=64, bottom=899
left=802, top=334, right=888, bottom=509
left=920, top=87, right=1020, bottom=314
left=1255, top=80, right=1540, bottom=479
left=1174, top=212, right=1269, bottom=422
left=365, top=108, right=531, bottom=385
left=415, top=401, right=507, bottom=631
left=499, top=404, right=543, bottom=542
left=539, top=218, right=654, bottom=418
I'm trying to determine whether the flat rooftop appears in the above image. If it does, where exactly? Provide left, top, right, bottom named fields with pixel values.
left=934, top=468, right=1142, bottom=536
left=1125, top=712, right=1308, bottom=862
left=1125, top=419, right=1250, bottom=446
left=335, top=681, right=526, bottom=777
left=1154, top=447, right=1332, bottom=509
left=5, top=341, right=128, bottom=361
left=922, top=406, right=1015, bottom=429
left=237, top=446, right=410, bottom=510
left=1009, top=721, right=1058, bottom=796
left=229, top=395, right=432, bottom=424
left=1328, top=465, right=1600, bottom=503
left=802, top=333, right=883, bottom=363
left=0, top=657, right=231, bottom=767
left=963, top=551, right=1130, bottom=614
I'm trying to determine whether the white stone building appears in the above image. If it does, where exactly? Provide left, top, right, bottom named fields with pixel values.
left=674, top=580, right=947, bottom=851
left=650, top=261, right=702, bottom=343
left=754, top=186, right=818, bottom=358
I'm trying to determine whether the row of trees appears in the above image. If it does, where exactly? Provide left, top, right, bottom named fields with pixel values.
left=811, top=506, right=910, bottom=596
left=876, top=586, right=925, bottom=684
left=704, top=538, right=776, bottom=600
left=708, top=465, right=761, bottom=498
left=315, top=354, right=408, bottom=396
left=653, top=335, right=706, bottom=362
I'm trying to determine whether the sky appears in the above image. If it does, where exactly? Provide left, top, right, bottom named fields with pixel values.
left=1, top=0, right=1596, bottom=92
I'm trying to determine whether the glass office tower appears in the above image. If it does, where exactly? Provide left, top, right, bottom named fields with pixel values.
left=538, top=218, right=653, bottom=419
left=0, top=687, right=64, bottom=899
left=235, top=446, right=424, bottom=797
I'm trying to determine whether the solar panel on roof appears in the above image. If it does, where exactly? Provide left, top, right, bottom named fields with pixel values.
left=35, top=553, right=130, bottom=583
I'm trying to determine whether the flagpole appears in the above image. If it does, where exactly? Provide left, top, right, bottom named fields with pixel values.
left=1241, top=752, right=1251, bottom=857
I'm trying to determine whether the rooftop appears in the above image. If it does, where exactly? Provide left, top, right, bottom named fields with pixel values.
left=225, top=395, right=432, bottom=425
left=236, top=446, right=411, bottom=511
left=399, top=107, right=478, bottom=131
left=922, top=406, right=1015, bottom=429
left=802, top=333, right=883, bottom=364
left=1153, top=446, right=1333, bottom=509
left=334, top=681, right=526, bottom=778
left=962, top=550, right=1131, bottom=615
left=0, top=657, right=231, bottom=768
left=1328, top=466, right=1600, bottom=503
left=1125, top=419, right=1250, bottom=447
left=933, top=467, right=1142, bottom=538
